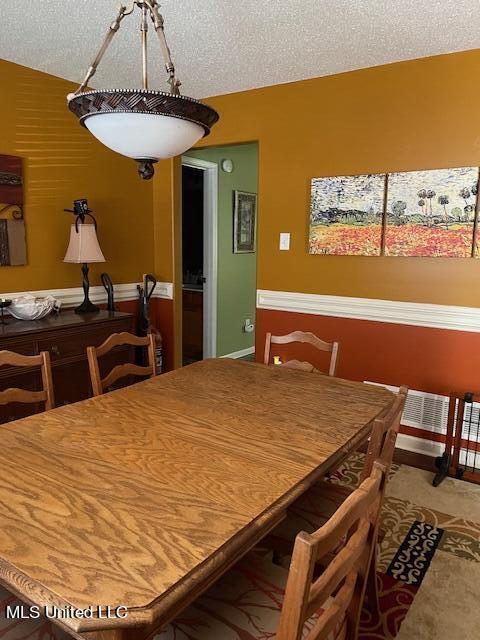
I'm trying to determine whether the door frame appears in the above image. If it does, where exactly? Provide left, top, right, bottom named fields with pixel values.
left=181, top=156, right=218, bottom=358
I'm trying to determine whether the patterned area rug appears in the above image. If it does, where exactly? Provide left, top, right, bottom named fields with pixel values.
left=330, top=453, right=480, bottom=640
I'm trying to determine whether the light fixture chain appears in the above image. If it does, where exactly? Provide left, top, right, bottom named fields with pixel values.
left=71, top=2, right=135, bottom=97
left=144, top=0, right=181, bottom=95
left=141, top=4, right=149, bottom=90
left=70, top=0, right=181, bottom=97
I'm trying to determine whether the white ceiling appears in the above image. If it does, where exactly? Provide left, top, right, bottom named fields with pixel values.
left=0, top=0, right=479, bottom=99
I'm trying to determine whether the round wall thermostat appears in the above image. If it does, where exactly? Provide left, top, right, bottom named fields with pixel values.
left=221, top=159, right=234, bottom=173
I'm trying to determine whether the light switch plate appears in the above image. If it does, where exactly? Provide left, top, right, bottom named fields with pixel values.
left=279, top=233, right=290, bottom=251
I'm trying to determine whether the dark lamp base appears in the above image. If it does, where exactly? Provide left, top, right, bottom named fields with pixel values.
left=75, top=263, right=101, bottom=314
left=75, top=299, right=100, bottom=314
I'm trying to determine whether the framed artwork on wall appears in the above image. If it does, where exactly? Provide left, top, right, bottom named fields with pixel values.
left=233, top=190, right=257, bottom=253
left=309, top=174, right=385, bottom=256
left=385, top=166, right=479, bottom=257
left=0, top=154, right=26, bottom=266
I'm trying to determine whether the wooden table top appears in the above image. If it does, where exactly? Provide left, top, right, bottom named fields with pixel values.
left=0, top=359, right=394, bottom=635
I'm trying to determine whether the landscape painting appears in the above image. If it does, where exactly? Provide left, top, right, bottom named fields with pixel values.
left=384, top=167, right=479, bottom=257
left=309, top=174, right=385, bottom=256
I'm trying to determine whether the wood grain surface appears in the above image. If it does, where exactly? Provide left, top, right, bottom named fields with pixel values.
left=0, top=359, right=394, bottom=635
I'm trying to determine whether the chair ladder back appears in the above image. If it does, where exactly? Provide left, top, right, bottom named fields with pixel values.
left=362, top=387, right=407, bottom=481
left=277, top=471, right=384, bottom=640
left=276, top=534, right=316, bottom=640
left=40, top=351, right=55, bottom=411
left=310, top=474, right=381, bottom=561
left=306, top=518, right=371, bottom=616
left=87, top=345, right=103, bottom=397
left=0, top=349, right=55, bottom=411
left=264, top=331, right=339, bottom=376
left=329, top=341, right=339, bottom=377
left=95, top=331, right=154, bottom=356
left=264, top=332, right=273, bottom=365
left=87, top=332, right=157, bottom=396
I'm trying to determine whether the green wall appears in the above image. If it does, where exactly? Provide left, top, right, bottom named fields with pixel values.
left=185, top=143, right=258, bottom=356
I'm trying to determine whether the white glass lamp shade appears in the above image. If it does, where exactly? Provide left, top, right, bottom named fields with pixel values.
left=85, top=113, right=204, bottom=160
left=64, top=224, right=105, bottom=264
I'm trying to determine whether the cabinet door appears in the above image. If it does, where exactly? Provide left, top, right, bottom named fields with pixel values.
left=52, top=360, right=91, bottom=407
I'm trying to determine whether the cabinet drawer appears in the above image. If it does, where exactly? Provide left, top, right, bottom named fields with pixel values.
left=38, top=327, right=123, bottom=362
left=0, top=340, right=37, bottom=380
left=0, top=339, right=36, bottom=356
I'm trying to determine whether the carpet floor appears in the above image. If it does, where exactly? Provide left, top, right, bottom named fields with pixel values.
left=330, top=452, right=480, bottom=640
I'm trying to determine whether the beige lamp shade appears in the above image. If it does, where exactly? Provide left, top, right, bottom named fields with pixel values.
left=64, top=224, right=105, bottom=263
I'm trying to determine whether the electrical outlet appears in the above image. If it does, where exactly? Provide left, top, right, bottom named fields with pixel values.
left=244, top=318, right=255, bottom=333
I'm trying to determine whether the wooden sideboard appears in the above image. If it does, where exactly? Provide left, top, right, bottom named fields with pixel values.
left=0, top=310, right=134, bottom=423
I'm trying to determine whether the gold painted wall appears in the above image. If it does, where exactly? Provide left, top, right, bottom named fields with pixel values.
left=155, top=49, right=480, bottom=307
left=0, top=59, right=154, bottom=292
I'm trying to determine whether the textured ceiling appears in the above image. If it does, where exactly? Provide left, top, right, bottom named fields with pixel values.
left=0, top=0, right=479, bottom=99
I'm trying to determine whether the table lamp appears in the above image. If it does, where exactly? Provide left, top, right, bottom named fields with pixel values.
left=64, top=199, right=105, bottom=313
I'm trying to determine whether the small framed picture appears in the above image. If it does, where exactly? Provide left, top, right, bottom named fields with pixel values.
left=233, top=190, right=257, bottom=253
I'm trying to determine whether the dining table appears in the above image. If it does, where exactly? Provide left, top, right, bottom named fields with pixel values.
left=0, top=358, right=394, bottom=640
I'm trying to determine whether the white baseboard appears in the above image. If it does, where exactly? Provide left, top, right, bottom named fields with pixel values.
left=396, top=433, right=443, bottom=458
left=257, top=288, right=480, bottom=333
left=220, top=346, right=255, bottom=359
left=0, top=281, right=174, bottom=308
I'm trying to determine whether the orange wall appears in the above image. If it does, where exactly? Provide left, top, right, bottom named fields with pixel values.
left=154, top=49, right=480, bottom=309
left=0, top=58, right=155, bottom=293
left=4, top=50, right=478, bottom=377
left=256, top=308, right=479, bottom=443
left=256, top=309, right=477, bottom=397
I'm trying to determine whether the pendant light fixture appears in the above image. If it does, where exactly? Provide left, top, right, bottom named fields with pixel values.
left=67, top=1, right=219, bottom=180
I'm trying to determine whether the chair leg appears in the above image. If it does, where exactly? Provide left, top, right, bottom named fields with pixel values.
left=363, top=549, right=379, bottom=613
left=258, top=534, right=294, bottom=557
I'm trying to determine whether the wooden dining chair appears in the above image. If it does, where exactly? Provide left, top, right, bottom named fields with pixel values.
left=263, top=387, right=407, bottom=562
left=0, top=350, right=55, bottom=412
left=87, top=332, right=157, bottom=397
left=155, top=462, right=387, bottom=640
left=323, top=384, right=408, bottom=488
left=360, top=385, right=407, bottom=481
left=264, top=330, right=339, bottom=376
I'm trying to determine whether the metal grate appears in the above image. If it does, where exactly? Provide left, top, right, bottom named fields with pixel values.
left=364, top=382, right=480, bottom=486
left=433, top=392, right=480, bottom=486
left=457, top=399, right=480, bottom=474
left=365, top=382, right=449, bottom=435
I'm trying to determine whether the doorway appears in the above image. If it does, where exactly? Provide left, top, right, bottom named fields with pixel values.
left=181, top=157, right=218, bottom=365
left=181, top=142, right=258, bottom=365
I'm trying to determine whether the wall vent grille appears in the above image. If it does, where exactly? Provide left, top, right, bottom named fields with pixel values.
left=365, top=381, right=449, bottom=435
left=366, top=382, right=480, bottom=469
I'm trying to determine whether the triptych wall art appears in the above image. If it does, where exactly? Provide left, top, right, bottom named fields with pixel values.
left=309, top=166, right=480, bottom=257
